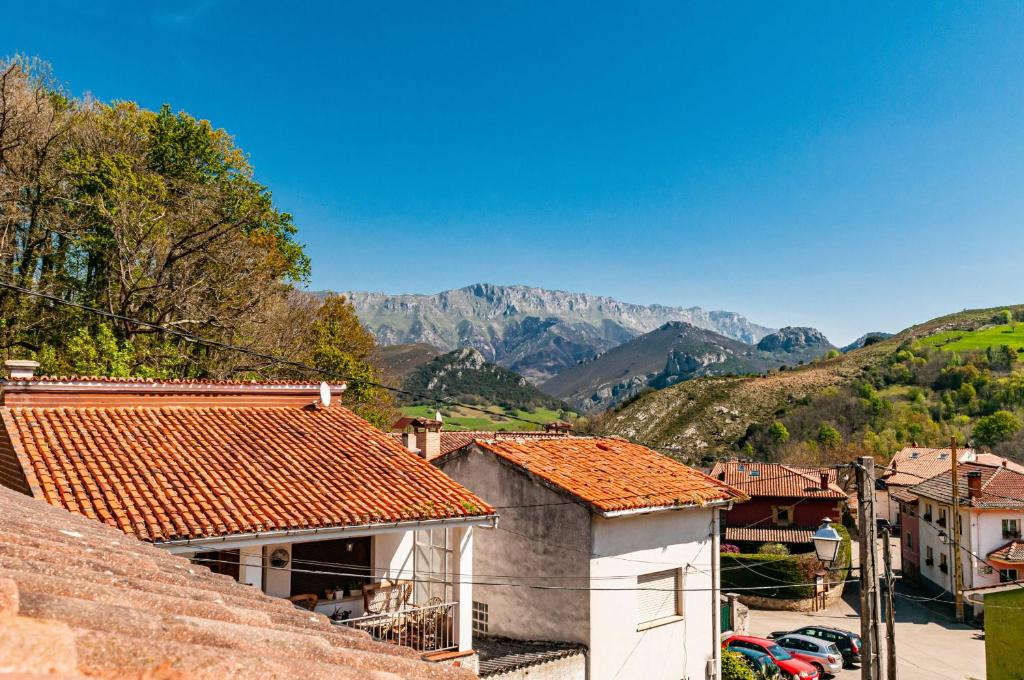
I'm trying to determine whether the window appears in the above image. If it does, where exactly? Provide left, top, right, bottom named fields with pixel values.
left=193, top=549, right=239, bottom=580
left=938, top=453, right=949, bottom=460
left=472, top=601, right=489, bottom=634
left=291, top=538, right=370, bottom=598
left=910, top=451, right=920, bottom=459
left=924, top=504, right=933, bottom=521
left=1000, top=569, right=1018, bottom=583
left=940, top=553, right=948, bottom=574
left=774, top=505, right=794, bottom=526
left=906, top=532, right=913, bottom=549
left=414, top=528, right=453, bottom=604
left=925, top=546, right=934, bottom=566
left=749, top=470, right=761, bottom=477
left=938, top=508, right=948, bottom=527
left=737, top=464, right=746, bottom=471
left=1003, top=519, right=1021, bottom=539
left=637, top=569, right=682, bottom=627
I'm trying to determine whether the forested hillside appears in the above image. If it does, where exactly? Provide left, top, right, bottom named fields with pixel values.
left=0, top=59, right=394, bottom=425
left=602, top=306, right=1024, bottom=466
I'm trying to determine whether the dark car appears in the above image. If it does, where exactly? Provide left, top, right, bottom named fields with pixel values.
left=730, top=647, right=781, bottom=679
left=770, top=625, right=861, bottom=667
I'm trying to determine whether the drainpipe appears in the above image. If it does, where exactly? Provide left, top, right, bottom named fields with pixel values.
left=711, top=507, right=721, bottom=680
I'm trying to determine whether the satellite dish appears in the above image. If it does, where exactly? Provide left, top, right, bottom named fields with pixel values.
left=319, top=382, right=332, bottom=408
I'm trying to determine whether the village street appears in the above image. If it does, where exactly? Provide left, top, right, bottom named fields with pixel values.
left=745, top=583, right=986, bottom=680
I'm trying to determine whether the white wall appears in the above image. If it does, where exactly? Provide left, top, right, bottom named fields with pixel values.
left=438, top=447, right=592, bottom=646
left=965, top=509, right=1024, bottom=598
left=589, top=508, right=717, bottom=680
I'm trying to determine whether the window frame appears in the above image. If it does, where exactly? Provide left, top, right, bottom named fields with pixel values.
left=1000, top=568, right=1018, bottom=583
left=636, top=568, right=683, bottom=630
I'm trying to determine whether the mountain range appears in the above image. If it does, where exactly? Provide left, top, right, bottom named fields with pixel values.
left=542, top=322, right=835, bottom=411
left=342, top=284, right=775, bottom=382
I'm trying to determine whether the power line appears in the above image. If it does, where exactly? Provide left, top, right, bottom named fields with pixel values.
left=188, top=554, right=856, bottom=594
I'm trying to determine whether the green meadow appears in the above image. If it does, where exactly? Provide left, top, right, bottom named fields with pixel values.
left=921, top=324, right=1024, bottom=352
left=399, top=404, right=572, bottom=431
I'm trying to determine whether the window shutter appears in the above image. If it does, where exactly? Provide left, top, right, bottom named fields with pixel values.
left=637, top=569, right=680, bottom=624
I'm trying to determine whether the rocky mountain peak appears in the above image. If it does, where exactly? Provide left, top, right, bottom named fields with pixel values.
left=756, top=326, right=833, bottom=353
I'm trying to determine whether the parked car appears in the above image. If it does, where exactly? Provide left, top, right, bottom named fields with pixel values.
left=730, top=647, right=781, bottom=679
left=774, top=634, right=844, bottom=677
left=769, top=625, right=861, bottom=667
left=724, top=635, right=819, bottom=680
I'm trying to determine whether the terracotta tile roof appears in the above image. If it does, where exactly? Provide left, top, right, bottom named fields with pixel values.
left=465, top=437, right=746, bottom=514
left=882, top=447, right=975, bottom=487
left=388, top=430, right=570, bottom=460
left=989, top=540, right=1024, bottom=564
left=707, top=461, right=847, bottom=499
left=723, top=527, right=815, bottom=544
left=0, top=486, right=473, bottom=679
left=907, top=462, right=1024, bottom=509
left=2, top=385, right=494, bottom=543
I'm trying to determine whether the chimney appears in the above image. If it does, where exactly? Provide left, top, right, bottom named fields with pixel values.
left=966, top=471, right=982, bottom=500
left=400, top=432, right=419, bottom=454
left=820, top=471, right=830, bottom=491
left=4, top=360, right=39, bottom=380
left=411, top=418, right=443, bottom=461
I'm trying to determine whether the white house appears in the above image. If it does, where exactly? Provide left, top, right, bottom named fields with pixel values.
left=434, top=436, right=747, bottom=680
left=876, top=446, right=976, bottom=524
left=0, top=367, right=497, bottom=665
left=905, top=461, right=1024, bottom=617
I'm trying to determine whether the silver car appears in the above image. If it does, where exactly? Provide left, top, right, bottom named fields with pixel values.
left=774, top=634, right=844, bottom=677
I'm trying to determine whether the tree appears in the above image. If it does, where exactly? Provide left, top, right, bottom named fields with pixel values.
left=826, top=349, right=841, bottom=359
left=996, top=309, right=1013, bottom=325
left=973, top=410, right=1022, bottom=447
left=818, top=423, right=841, bottom=449
left=768, top=421, right=790, bottom=446
left=302, top=295, right=396, bottom=428
left=0, top=58, right=309, bottom=376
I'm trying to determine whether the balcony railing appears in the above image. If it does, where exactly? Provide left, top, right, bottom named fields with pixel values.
left=939, top=563, right=949, bottom=574
left=925, top=558, right=934, bottom=566
left=334, top=601, right=457, bottom=653
left=936, top=516, right=947, bottom=528
left=1003, top=530, right=1021, bottom=539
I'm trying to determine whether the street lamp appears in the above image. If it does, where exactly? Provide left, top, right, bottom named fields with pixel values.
left=813, top=517, right=842, bottom=564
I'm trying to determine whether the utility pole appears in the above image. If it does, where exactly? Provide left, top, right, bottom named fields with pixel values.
left=857, top=456, right=883, bottom=680
left=881, top=526, right=897, bottom=680
left=951, top=436, right=965, bottom=621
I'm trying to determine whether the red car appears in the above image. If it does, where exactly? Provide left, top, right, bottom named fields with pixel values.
left=724, top=635, right=820, bottom=680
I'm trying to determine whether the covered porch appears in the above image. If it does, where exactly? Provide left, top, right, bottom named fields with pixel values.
left=168, top=519, right=479, bottom=654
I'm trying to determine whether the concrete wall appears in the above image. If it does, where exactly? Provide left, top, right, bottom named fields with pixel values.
left=588, top=508, right=717, bottom=680
left=438, top=447, right=591, bottom=646
left=485, top=653, right=587, bottom=680
left=982, top=588, right=1024, bottom=680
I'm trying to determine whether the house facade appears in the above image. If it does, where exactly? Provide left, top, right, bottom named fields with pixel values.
left=963, top=581, right=1024, bottom=679
left=709, top=461, right=848, bottom=552
left=901, top=462, right=1024, bottom=617
left=0, top=366, right=496, bottom=662
left=436, top=437, right=746, bottom=680
left=877, top=446, right=976, bottom=524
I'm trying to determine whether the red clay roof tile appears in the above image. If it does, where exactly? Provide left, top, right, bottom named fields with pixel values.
left=2, top=389, right=494, bottom=542
left=467, top=437, right=745, bottom=513
left=0, top=485, right=474, bottom=679
left=708, top=461, right=847, bottom=499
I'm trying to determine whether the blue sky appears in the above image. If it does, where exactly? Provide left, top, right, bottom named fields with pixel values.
left=9, top=2, right=1024, bottom=344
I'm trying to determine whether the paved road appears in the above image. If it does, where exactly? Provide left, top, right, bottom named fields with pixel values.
left=745, top=583, right=986, bottom=680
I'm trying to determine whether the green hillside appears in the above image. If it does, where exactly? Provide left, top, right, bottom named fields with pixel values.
left=601, top=305, right=1024, bottom=466
left=400, top=404, right=570, bottom=432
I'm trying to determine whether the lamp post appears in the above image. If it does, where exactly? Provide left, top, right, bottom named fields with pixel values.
left=813, top=517, right=842, bottom=564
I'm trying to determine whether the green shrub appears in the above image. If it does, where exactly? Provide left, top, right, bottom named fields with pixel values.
left=722, top=650, right=756, bottom=680
left=758, top=542, right=790, bottom=556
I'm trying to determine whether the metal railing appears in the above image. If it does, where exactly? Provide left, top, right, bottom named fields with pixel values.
left=335, top=601, right=457, bottom=653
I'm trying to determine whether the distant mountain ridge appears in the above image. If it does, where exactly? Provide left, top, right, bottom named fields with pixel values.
left=542, top=322, right=835, bottom=411
left=340, top=284, right=775, bottom=382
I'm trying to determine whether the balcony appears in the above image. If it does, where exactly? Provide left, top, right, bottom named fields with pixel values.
left=336, top=601, right=457, bottom=653
left=939, top=563, right=949, bottom=574
left=925, top=558, right=934, bottom=567
left=936, top=516, right=947, bottom=528
left=923, top=514, right=932, bottom=522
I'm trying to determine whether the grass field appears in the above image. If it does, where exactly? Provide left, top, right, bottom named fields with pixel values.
left=400, top=404, right=571, bottom=431
left=920, top=324, right=1024, bottom=352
